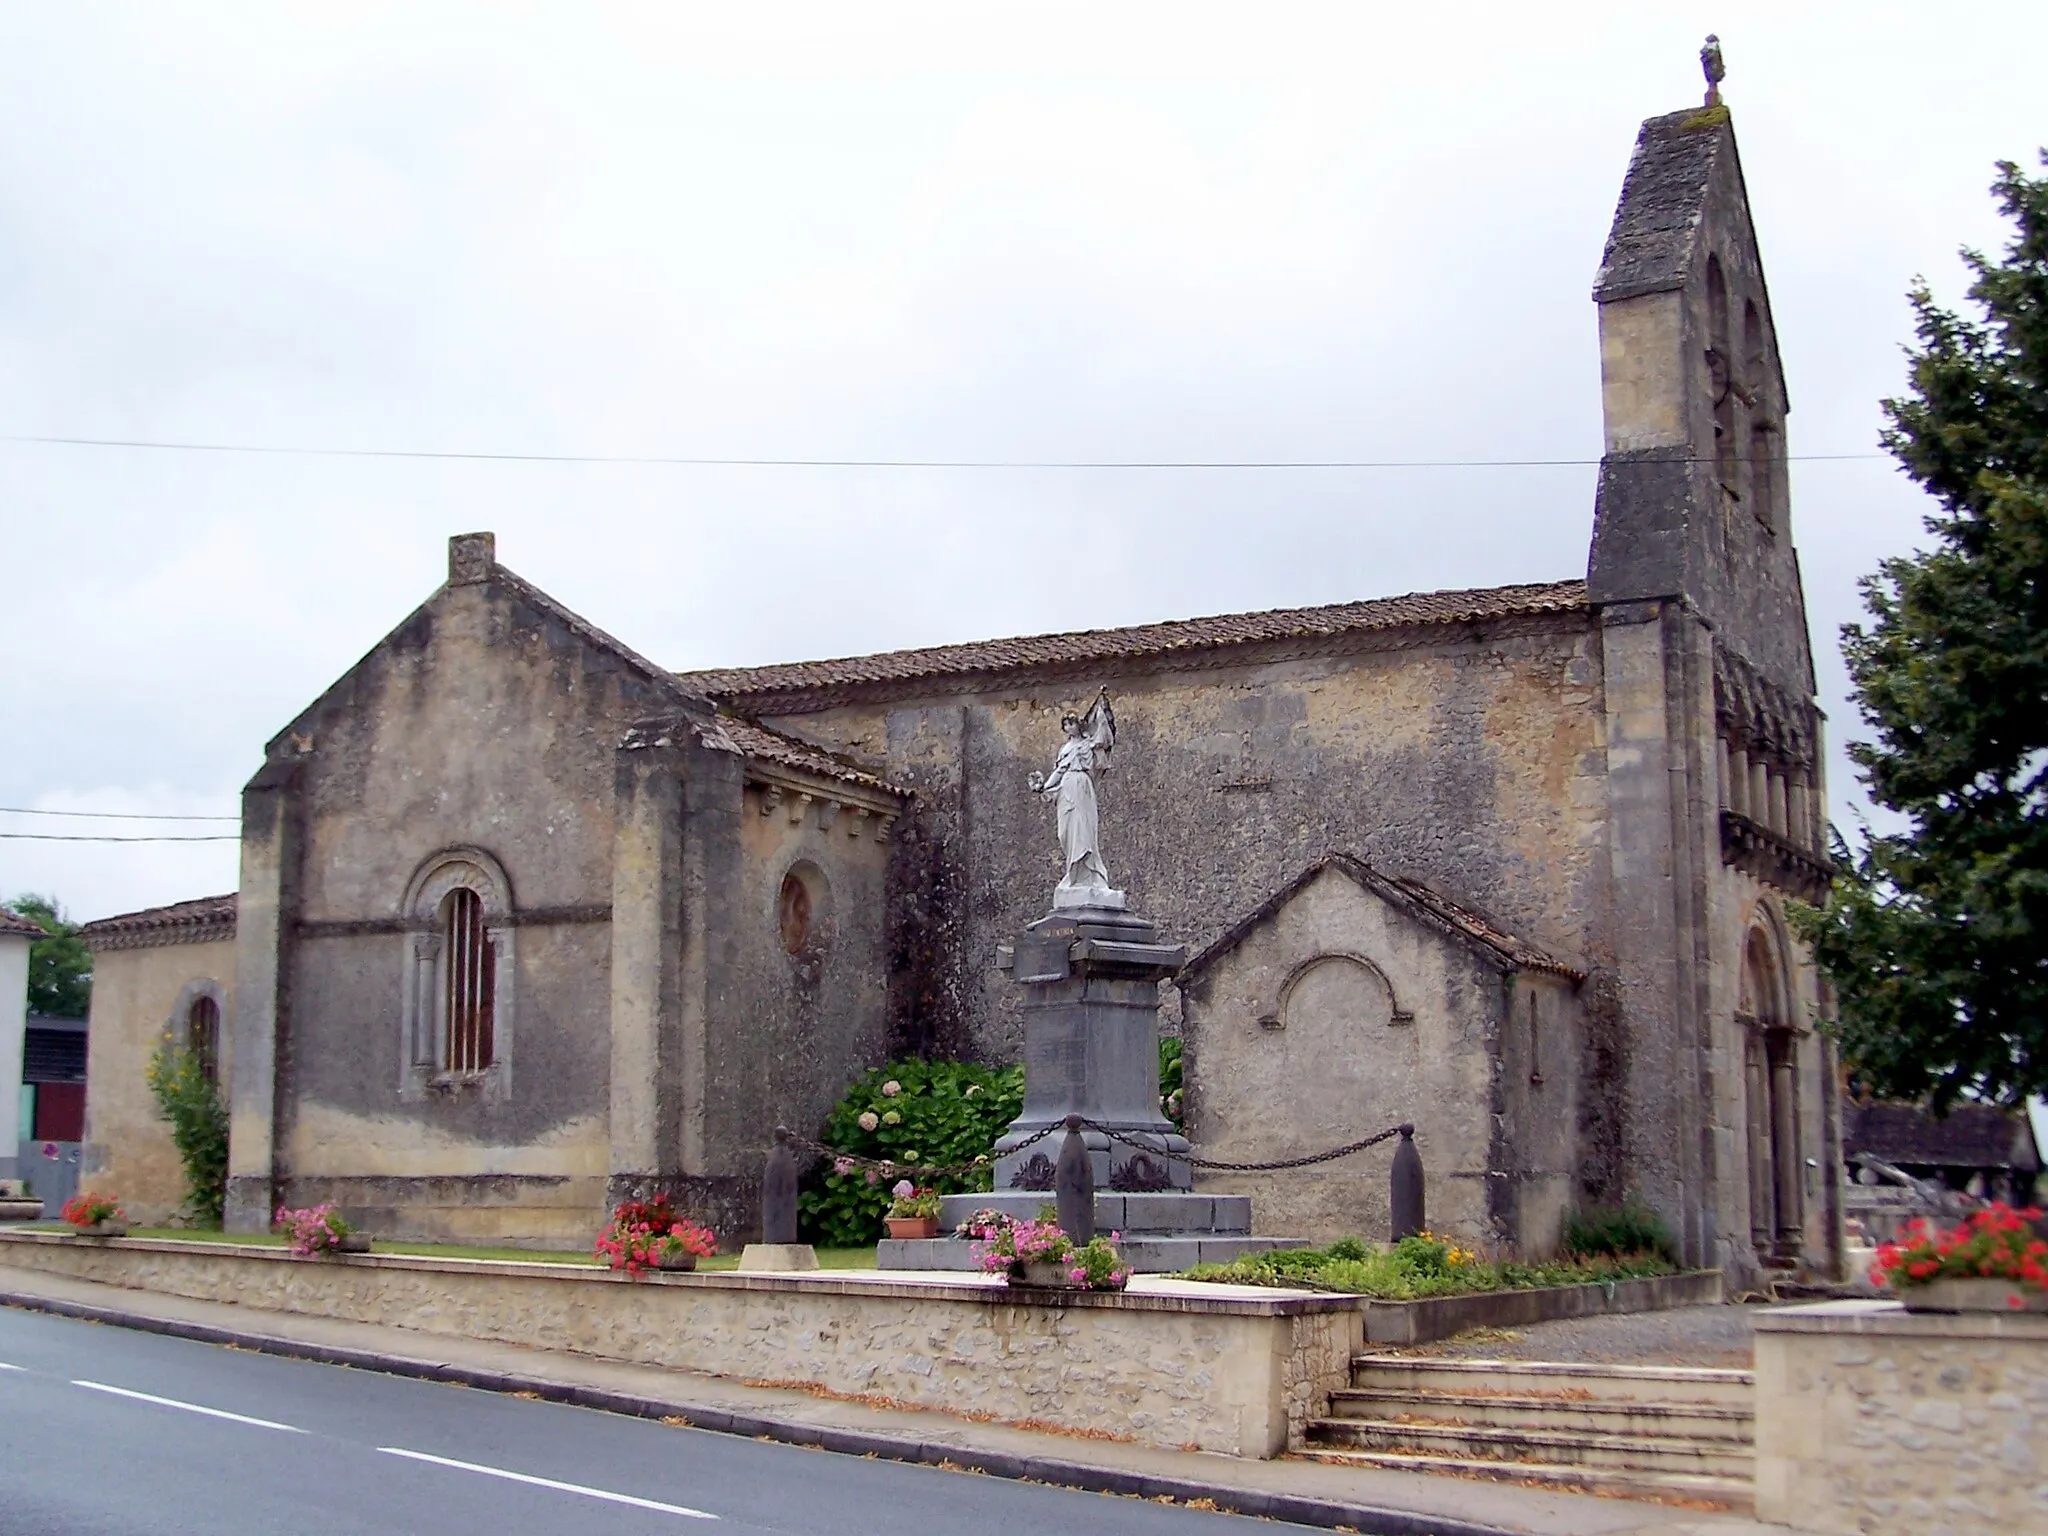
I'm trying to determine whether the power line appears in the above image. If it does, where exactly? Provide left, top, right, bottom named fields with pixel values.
left=0, top=432, right=1889, bottom=471
left=0, top=832, right=239, bottom=843
left=0, top=806, right=238, bottom=823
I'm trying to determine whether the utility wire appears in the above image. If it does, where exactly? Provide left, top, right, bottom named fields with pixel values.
left=0, top=432, right=1888, bottom=470
left=0, top=832, right=239, bottom=843
left=0, top=806, right=238, bottom=822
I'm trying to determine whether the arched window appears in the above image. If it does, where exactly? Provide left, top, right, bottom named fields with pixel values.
left=1705, top=256, right=1739, bottom=498
left=400, top=847, right=515, bottom=1099
left=440, top=886, right=495, bottom=1072
left=778, top=872, right=812, bottom=955
left=1743, top=301, right=1776, bottom=531
left=187, top=995, right=221, bottom=1084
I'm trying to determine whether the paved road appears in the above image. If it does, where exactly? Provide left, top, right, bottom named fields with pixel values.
left=0, top=1306, right=1318, bottom=1536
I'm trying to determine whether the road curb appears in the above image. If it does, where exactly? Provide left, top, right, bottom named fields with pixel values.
left=1, top=1286, right=1520, bottom=1536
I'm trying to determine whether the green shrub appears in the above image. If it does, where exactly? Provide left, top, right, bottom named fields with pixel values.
left=143, top=1034, right=228, bottom=1227
left=796, top=1059, right=1023, bottom=1247
left=1562, top=1202, right=1676, bottom=1262
left=1182, top=1234, right=1676, bottom=1300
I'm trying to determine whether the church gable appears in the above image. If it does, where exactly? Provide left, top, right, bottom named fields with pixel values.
left=1179, top=851, right=1582, bottom=997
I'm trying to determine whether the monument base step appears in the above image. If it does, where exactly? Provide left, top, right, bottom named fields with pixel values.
left=878, top=1234, right=1306, bottom=1274
left=936, top=1190, right=1251, bottom=1235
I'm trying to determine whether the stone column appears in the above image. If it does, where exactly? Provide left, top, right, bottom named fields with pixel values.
left=1727, top=746, right=1749, bottom=817
left=224, top=758, right=301, bottom=1233
left=1770, top=1036, right=1803, bottom=1261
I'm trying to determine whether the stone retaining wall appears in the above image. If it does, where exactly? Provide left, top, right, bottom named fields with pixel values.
left=1753, top=1299, right=2048, bottom=1534
left=0, top=1233, right=1358, bottom=1458
left=1362, top=1269, right=1723, bottom=1345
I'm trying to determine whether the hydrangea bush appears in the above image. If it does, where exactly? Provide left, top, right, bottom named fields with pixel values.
left=797, top=1059, right=1023, bottom=1246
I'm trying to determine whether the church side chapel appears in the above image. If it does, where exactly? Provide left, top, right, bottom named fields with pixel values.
left=80, top=93, right=1842, bottom=1285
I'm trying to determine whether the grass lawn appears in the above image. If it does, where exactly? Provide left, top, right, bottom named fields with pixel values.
left=12, top=1224, right=878, bottom=1270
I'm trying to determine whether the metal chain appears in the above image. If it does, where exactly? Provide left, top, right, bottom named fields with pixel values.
left=1081, top=1118, right=1408, bottom=1173
left=786, top=1117, right=1406, bottom=1182
left=780, top=1121, right=1061, bottom=1181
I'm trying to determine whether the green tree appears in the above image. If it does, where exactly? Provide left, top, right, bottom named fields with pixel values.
left=1793, top=154, right=2048, bottom=1109
left=6, top=894, right=92, bottom=1018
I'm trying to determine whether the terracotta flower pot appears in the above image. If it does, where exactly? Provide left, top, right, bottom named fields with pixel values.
left=70, top=1221, right=127, bottom=1238
left=885, top=1216, right=939, bottom=1240
left=654, top=1251, right=699, bottom=1272
left=1900, top=1276, right=2048, bottom=1313
left=1010, top=1259, right=1086, bottom=1289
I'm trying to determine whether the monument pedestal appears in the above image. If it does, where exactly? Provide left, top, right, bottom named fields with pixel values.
left=882, top=902, right=1304, bottom=1274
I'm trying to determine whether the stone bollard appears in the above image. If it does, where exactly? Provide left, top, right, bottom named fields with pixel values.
left=763, top=1126, right=800, bottom=1243
left=1055, top=1114, right=1095, bottom=1242
left=737, top=1126, right=819, bottom=1272
left=1391, top=1124, right=1425, bottom=1240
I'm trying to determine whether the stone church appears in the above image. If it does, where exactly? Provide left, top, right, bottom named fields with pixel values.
left=81, top=100, right=1842, bottom=1284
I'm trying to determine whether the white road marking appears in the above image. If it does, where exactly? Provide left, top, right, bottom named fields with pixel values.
left=71, top=1379, right=307, bottom=1433
left=378, top=1447, right=716, bottom=1518
left=0, top=1362, right=24, bottom=1371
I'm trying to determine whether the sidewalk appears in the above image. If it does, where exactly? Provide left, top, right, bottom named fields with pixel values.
left=0, top=1265, right=1822, bottom=1536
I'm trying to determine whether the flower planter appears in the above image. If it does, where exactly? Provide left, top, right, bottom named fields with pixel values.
left=885, top=1216, right=939, bottom=1241
left=69, top=1222, right=128, bottom=1239
left=654, top=1251, right=699, bottom=1272
left=1009, top=1259, right=1087, bottom=1290
left=332, top=1234, right=371, bottom=1254
left=1900, top=1276, right=2048, bottom=1314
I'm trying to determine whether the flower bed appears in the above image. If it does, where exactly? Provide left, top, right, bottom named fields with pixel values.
left=1181, top=1230, right=1675, bottom=1299
left=1873, top=1201, right=2047, bottom=1309
left=962, top=1209, right=1129, bottom=1290
left=592, top=1198, right=718, bottom=1275
left=59, top=1191, right=126, bottom=1235
left=274, top=1203, right=366, bottom=1257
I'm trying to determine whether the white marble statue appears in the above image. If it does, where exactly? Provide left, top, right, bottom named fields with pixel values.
left=1028, top=689, right=1124, bottom=909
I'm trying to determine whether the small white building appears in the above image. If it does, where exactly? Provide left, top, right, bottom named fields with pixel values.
left=0, top=907, right=42, bottom=1183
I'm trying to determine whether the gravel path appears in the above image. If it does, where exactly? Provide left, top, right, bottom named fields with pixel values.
left=1402, top=1303, right=1765, bottom=1369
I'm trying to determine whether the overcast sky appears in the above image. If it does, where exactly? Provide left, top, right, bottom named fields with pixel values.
left=2, top=2, right=2044, bottom=924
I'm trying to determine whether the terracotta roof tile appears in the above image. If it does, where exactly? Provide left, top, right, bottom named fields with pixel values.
left=679, top=579, right=1588, bottom=703
left=0, top=907, right=47, bottom=939
left=79, top=893, right=238, bottom=950
left=707, top=714, right=907, bottom=797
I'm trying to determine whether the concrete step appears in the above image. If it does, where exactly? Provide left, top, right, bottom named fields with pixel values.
left=1295, top=1445, right=1754, bottom=1508
left=1305, top=1415, right=1754, bottom=1478
left=1325, top=1386, right=1753, bottom=1441
left=1350, top=1354, right=1755, bottom=1407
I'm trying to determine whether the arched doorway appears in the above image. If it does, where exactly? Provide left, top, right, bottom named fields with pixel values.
left=1738, top=923, right=1803, bottom=1266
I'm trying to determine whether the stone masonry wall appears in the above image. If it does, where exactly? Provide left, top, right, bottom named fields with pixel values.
left=767, top=616, right=1606, bottom=1071
left=0, top=1234, right=1357, bottom=1458
left=1753, top=1301, right=2048, bottom=1534
left=82, top=937, right=238, bottom=1226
